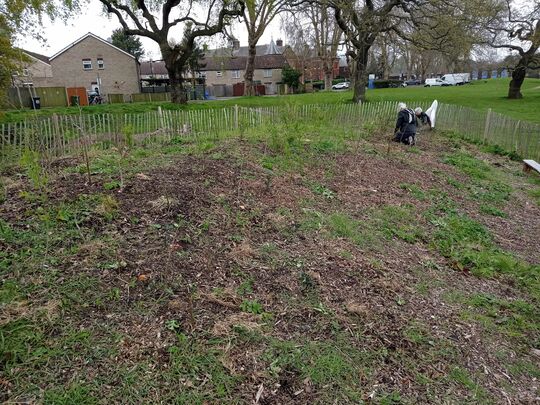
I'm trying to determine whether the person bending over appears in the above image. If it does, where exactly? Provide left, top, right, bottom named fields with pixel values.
left=394, top=102, right=417, bottom=145
left=414, top=107, right=432, bottom=129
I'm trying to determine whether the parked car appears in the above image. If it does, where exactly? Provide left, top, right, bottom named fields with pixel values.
left=332, top=82, right=350, bottom=90
left=405, top=79, right=422, bottom=86
left=440, top=73, right=470, bottom=86
left=424, top=78, right=451, bottom=87
left=389, top=81, right=407, bottom=88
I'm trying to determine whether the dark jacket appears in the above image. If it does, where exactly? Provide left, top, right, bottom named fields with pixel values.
left=395, top=108, right=417, bottom=135
left=417, top=112, right=431, bottom=126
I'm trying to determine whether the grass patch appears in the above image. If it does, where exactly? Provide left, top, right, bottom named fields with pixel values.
left=430, top=213, right=540, bottom=299
left=443, top=152, right=492, bottom=180
left=167, top=334, right=239, bottom=402
left=479, top=204, right=508, bottom=217
left=447, top=290, right=539, bottom=339
left=301, top=204, right=423, bottom=248
left=262, top=335, right=368, bottom=402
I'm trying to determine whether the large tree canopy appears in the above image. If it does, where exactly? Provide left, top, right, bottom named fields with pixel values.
left=99, top=0, right=245, bottom=104
left=0, top=0, right=79, bottom=102
left=0, top=0, right=79, bottom=40
left=111, top=27, right=145, bottom=60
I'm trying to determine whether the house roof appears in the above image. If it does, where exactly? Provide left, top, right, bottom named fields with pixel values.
left=205, top=42, right=285, bottom=58
left=200, top=54, right=288, bottom=71
left=50, top=32, right=136, bottom=61
left=139, top=60, right=168, bottom=76
left=21, top=49, right=50, bottom=65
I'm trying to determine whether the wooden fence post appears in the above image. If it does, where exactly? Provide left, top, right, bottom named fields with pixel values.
left=234, top=104, right=239, bottom=130
left=512, top=120, right=520, bottom=154
left=483, top=108, right=492, bottom=143
left=158, top=106, right=164, bottom=130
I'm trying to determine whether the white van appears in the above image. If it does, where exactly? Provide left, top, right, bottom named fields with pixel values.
left=440, top=73, right=470, bottom=86
left=424, top=78, right=450, bottom=87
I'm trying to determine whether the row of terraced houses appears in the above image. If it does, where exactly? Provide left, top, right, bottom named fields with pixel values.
left=13, top=32, right=342, bottom=106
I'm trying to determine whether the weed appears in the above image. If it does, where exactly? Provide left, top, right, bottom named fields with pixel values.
left=103, top=180, right=121, bottom=190
left=299, top=271, right=316, bottom=291
left=237, top=278, right=254, bottom=296
left=479, top=204, right=507, bottom=217
left=446, top=176, right=466, bottom=189
left=20, top=148, right=48, bottom=196
left=240, top=300, right=263, bottom=314
left=309, top=181, right=336, bottom=199
left=95, top=195, right=119, bottom=221
left=165, top=319, right=182, bottom=332
left=400, top=183, right=426, bottom=200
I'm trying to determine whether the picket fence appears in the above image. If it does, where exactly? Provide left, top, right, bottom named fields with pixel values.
left=1, top=101, right=539, bottom=160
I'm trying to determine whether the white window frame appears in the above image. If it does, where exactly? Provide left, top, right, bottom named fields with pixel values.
left=22, top=68, right=30, bottom=76
left=232, top=70, right=240, bottom=79
left=263, top=69, right=272, bottom=78
left=82, top=59, right=92, bottom=70
left=216, top=71, right=223, bottom=77
left=198, top=71, right=207, bottom=78
left=97, top=58, right=104, bottom=69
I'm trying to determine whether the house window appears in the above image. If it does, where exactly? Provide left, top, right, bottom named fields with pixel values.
left=232, top=70, right=240, bottom=79
left=82, top=59, right=92, bottom=70
left=198, top=71, right=207, bottom=78
left=216, top=71, right=223, bottom=77
left=264, top=69, right=272, bottom=78
left=97, top=58, right=104, bottom=69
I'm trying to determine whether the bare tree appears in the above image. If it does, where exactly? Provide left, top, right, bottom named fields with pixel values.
left=329, top=0, right=407, bottom=103
left=243, top=0, right=289, bottom=95
left=374, top=31, right=399, bottom=79
left=304, top=2, right=342, bottom=90
left=486, top=0, right=540, bottom=98
left=394, top=0, right=500, bottom=74
left=99, top=0, right=244, bottom=104
left=283, top=2, right=342, bottom=90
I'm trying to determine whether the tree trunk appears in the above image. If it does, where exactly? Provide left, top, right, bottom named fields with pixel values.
left=162, top=46, right=188, bottom=104
left=323, top=69, right=333, bottom=91
left=244, top=42, right=257, bottom=96
left=168, top=68, right=187, bottom=104
left=508, top=59, right=528, bottom=99
left=381, top=42, right=389, bottom=80
left=352, top=47, right=370, bottom=103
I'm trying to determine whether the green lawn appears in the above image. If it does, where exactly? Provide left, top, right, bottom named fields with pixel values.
left=368, top=78, right=540, bottom=123
left=1, top=78, right=539, bottom=123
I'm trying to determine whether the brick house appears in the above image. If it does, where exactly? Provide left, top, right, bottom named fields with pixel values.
left=200, top=39, right=293, bottom=95
left=285, top=50, right=341, bottom=84
left=47, top=33, right=140, bottom=95
left=12, top=50, right=53, bottom=87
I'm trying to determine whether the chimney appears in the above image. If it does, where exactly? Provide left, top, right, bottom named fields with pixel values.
left=276, top=39, right=283, bottom=47
left=232, top=39, right=240, bottom=50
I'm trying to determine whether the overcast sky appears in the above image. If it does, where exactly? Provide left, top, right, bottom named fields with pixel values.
left=16, top=2, right=285, bottom=60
